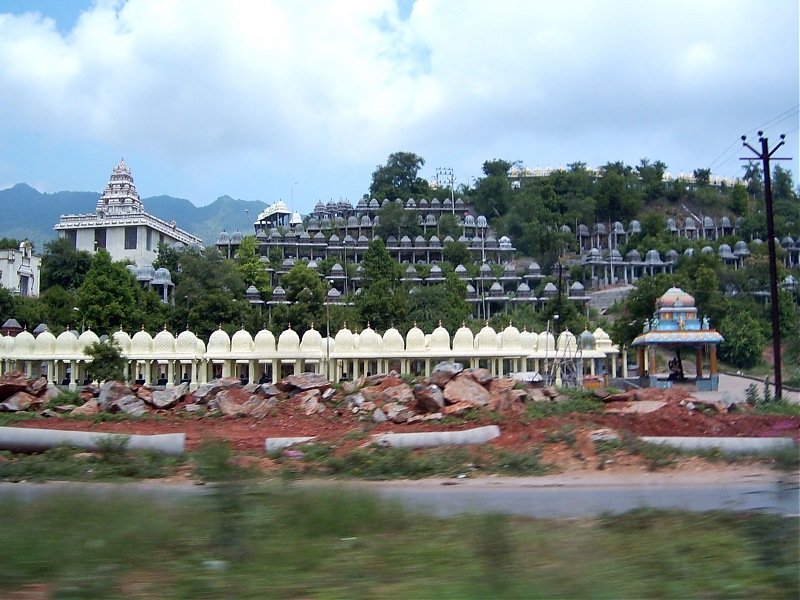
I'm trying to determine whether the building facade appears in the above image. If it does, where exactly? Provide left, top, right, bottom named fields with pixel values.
left=0, top=241, right=41, bottom=297
left=54, top=159, right=202, bottom=266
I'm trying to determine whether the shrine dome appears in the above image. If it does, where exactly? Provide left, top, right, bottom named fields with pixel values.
left=656, top=287, right=695, bottom=309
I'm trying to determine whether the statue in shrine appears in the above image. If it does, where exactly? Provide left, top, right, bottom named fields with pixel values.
left=668, top=350, right=685, bottom=380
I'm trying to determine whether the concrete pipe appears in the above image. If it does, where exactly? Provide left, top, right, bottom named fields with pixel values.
left=372, top=425, right=501, bottom=449
left=265, top=436, right=316, bottom=453
left=640, top=436, right=796, bottom=454
left=0, top=426, right=185, bottom=456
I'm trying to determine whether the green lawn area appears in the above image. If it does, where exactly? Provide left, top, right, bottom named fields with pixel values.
left=0, top=485, right=796, bottom=599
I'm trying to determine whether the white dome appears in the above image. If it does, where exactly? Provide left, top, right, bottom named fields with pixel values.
left=537, top=331, right=556, bottom=352
left=231, top=328, right=254, bottom=353
left=34, top=330, right=56, bottom=355
left=300, top=327, right=323, bottom=352
left=153, top=328, right=176, bottom=353
left=13, top=330, right=35, bottom=355
left=501, top=323, right=521, bottom=349
left=112, top=329, right=132, bottom=354
left=520, top=329, right=537, bottom=351
left=254, top=329, right=276, bottom=353
left=557, top=330, right=577, bottom=353
left=277, top=327, right=300, bottom=352
left=430, top=323, right=450, bottom=351
left=77, top=329, right=100, bottom=352
left=453, top=325, right=474, bottom=352
left=359, top=326, right=382, bottom=353
left=475, top=324, right=498, bottom=350
left=382, top=327, right=404, bottom=352
left=335, top=327, right=355, bottom=352
left=55, top=330, right=77, bottom=354
left=207, top=327, right=231, bottom=354
left=406, top=325, right=426, bottom=351
left=131, top=329, right=153, bottom=354
left=176, top=330, right=198, bottom=354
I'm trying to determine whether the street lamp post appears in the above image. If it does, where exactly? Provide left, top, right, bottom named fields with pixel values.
left=73, top=307, right=84, bottom=333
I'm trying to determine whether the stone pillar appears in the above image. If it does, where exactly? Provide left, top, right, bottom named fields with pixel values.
left=166, top=361, right=175, bottom=388
left=648, top=347, right=657, bottom=376
left=709, top=345, right=717, bottom=375
left=611, top=354, right=618, bottom=378
left=695, top=348, right=703, bottom=379
left=271, top=360, right=279, bottom=384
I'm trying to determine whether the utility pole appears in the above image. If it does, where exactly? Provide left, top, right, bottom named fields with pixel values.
left=436, top=167, right=456, bottom=214
left=740, top=132, right=790, bottom=400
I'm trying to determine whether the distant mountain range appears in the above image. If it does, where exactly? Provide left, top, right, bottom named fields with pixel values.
left=0, top=184, right=267, bottom=253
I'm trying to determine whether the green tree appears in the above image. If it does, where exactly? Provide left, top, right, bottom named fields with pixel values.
left=152, top=242, right=182, bottom=276
left=729, top=184, right=749, bottom=216
left=277, top=263, right=327, bottom=335
left=406, top=274, right=470, bottom=333
left=442, top=241, right=471, bottom=267
left=40, top=284, right=75, bottom=332
left=41, top=237, right=94, bottom=292
left=84, top=337, right=126, bottom=383
left=356, top=239, right=406, bottom=330
left=368, top=152, right=430, bottom=200
left=718, top=308, right=764, bottom=369
left=75, top=249, right=138, bottom=332
left=235, top=236, right=270, bottom=296
left=374, top=201, right=421, bottom=240
left=693, top=168, right=711, bottom=187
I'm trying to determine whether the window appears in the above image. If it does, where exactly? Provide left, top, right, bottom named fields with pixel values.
left=65, top=230, right=77, bottom=249
left=125, top=226, right=137, bottom=250
left=146, top=229, right=152, bottom=251
left=19, top=276, right=29, bottom=296
left=94, top=228, right=107, bottom=250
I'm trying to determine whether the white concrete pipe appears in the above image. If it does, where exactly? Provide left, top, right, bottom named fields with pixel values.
left=265, top=436, right=316, bottom=453
left=640, top=436, right=796, bottom=454
left=372, top=425, right=501, bottom=449
left=0, top=427, right=185, bottom=455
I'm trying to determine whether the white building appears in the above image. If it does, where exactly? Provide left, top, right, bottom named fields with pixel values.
left=54, top=159, right=202, bottom=266
left=0, top=241, right=41, bottom=297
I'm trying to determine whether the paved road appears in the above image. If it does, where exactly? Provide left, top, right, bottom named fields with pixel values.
left=2, top=471, right=797, bottom=518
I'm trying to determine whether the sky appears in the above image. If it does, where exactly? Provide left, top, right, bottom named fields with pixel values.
left=0, top=0, right=797, bottom=214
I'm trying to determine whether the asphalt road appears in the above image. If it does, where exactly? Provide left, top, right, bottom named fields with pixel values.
left=2, top=471, right=797, bottom=518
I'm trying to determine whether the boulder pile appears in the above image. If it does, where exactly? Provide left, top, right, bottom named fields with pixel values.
left=0, top=364, right=560, bottom=423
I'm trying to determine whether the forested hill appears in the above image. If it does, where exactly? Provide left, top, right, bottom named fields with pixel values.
left=0, top=184, right=266, bottom=252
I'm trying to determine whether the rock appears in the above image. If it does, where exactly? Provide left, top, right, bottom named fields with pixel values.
left=278, top=373, right=331, bottom=393
left=372, top=408, right=387, bottom=423
left=686, top=401, right=696, bottom=411
left=216, top=388, right=252, bottom=416
left=70, top=399, right=99, bottom=416
left=423, top=412, right=443, bottom=421
left=0, top=391, right=37, bottom=412
left=589, top=428, right=620, bottom=443
left=27, top=377, right=49, bottom=396
left=83, top=384, right=100, bottom=396
left=193, top=378, right=241, bottom=404
left=97, top=381, right=133, bottom=411
left=361, top=401, right=376, bottom=412
left=346, top=393, right=366, bottom=408
left=413, top=383, right=445, bottom=412
left=362, top=381, right=414, bottom=405
left=109, top=395, right=147, bottom=416
left=342, top=377, right=366, bottom=394
left=52, top=404, right=77, bottom=413
left=441, top=401, right=475, bottom=416
left=296, top=389, right=324, bottom=415
left=243, top=396, right=278, bottom=419
left=488, top=389, right=526, bottom=416
left=527, top=389, right=550, bottom=402
left=147, top=383, right=189, bottom=409
left=383, top=402, right=413, bottom=423
left=488, top=378, right=516, bottom=394
left=428, top=361, right=464, bottom=388
left=134, top=386, right=153, bottom=404
left=443, top=376, right=490, bottom=407
left=38, top=386, right=63, bottom=404
left=541, top=387, right=559, bottom=399
left=463, top=368, right=493, bottom=386
left=256, top=383, right=281, bottom=398
left=321, top=387, right=336, bottom=402
left=0, top=371, right=30, bottom=400
left=40, top=409, right=63, bottom=418
left=183, top=403, right=202, bottom=413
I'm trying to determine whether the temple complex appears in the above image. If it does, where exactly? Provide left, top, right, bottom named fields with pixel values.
left=54, top=159, right=202, bottom=266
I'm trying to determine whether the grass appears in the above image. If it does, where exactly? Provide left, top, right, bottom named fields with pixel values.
left=272, top=442, right=554, bottom=480
left=0, top=489, right=796, bottom=598
left=522, top=394, right=605, bottom=422
left=0, top=441, right=185, bottom=483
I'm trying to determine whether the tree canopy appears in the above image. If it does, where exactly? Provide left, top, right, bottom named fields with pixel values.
left=368, top=152, right=430, bottom=200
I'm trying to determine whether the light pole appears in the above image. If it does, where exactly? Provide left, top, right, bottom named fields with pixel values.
left=291, top=181, right=299, bottom=213
left=73, top=307, right=84, bottom=333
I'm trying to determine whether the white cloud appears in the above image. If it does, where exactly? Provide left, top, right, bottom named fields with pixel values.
left=0, top=0, right=796, bottom=204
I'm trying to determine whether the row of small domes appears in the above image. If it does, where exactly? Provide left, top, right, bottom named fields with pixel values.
left=1, top=323, right=613, bottom=357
